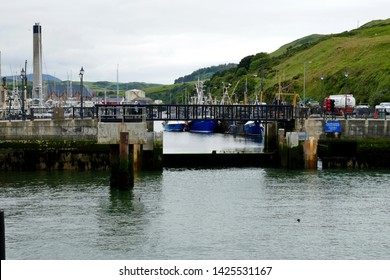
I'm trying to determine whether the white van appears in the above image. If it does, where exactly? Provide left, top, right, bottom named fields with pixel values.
left=375, top=102, right=390, bottom=115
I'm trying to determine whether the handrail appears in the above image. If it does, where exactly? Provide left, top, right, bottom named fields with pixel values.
left=0, top=104, right=295, bottom=122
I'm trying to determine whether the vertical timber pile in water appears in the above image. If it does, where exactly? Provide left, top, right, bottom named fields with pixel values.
left=304, top=137, right=318, bottom=169
left=0, top=210, right=5, bottom=260
left=110, top=132, right=134, bottom=189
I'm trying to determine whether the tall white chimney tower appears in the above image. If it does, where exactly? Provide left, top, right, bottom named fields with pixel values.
left=33, top=23, right=42, bottom=101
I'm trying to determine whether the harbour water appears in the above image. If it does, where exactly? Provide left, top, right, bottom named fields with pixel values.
left=1, top=131, right=390, bottom=260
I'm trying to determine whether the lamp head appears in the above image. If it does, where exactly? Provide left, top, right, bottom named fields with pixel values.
left=79, top=66, right=85, bottom=78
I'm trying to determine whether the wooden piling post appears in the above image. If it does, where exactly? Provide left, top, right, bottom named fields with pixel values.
left=110, top=132, right=134, bottom=189
left=304, top=137, right=318, bottom=169
left=1, top=210, right=5, bottom=260
left=133, top=144, right=142, bottom=173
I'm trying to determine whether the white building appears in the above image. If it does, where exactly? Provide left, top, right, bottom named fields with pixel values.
left=125, top=89, right=146, bottom=101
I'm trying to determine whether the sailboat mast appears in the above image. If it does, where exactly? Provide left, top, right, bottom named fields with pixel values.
left=260, top=66, right=265, bottom=103
left=116, top=64, right=119, bottom=103
left=244, top=76, right=248, bottom=105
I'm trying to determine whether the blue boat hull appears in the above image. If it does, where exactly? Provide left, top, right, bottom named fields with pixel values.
left=244, top=121, right=264, bottom=136
left=189, top=120, right=217, bottom=133
left=163, top=121, right=186, bottom=132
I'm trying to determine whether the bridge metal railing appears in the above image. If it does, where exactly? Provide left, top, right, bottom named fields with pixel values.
left=0, top=107, right=98, bottom=121
left=143, top=104, right=295, bottom=122
left=96, top=105, right=146, bottom=122
left=1, top=104, right=295, bottom=122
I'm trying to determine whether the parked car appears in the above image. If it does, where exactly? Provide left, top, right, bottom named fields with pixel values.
left=352, top=105, right=373, bottom=118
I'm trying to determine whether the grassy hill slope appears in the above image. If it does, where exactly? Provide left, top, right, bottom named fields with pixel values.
left=204, top=18, right=390, bottom=106
left=274, top=20, right=390, bottom=105
left=270, top=34, right=326, bottom=57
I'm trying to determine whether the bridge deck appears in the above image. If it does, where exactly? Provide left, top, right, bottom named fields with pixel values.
left=1, top=104, right=295, bottom=122
left=96, top=104, right=295, bottom=122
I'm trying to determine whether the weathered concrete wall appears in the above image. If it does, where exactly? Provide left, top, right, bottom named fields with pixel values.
left=0, top=140, right=111, bottom=171
left=318, top=139, right=390, bottom=168
left=142, top=132, right=163, bottom=170
left=305, top=118, right=390, bottom=139
left=0, top=120, right=157, bottom=171
left=97, top=122, right=147, bottom=144
left=0, top=119, right=98, bottom=141
left=0, top=119, right=148, bottom=145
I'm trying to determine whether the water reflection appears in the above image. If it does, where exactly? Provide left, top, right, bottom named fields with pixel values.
left=94, top=171, right=164, bottom=258
left=163, top=132, right=263, bottom=153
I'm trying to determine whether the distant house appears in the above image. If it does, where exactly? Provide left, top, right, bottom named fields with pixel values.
left=125, top=89, right=153, bottom=105
left=125, top=89, right=145, bottom=101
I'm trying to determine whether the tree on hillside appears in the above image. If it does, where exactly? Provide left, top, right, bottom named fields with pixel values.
left=237, top=55, right=254, bottom=71
left=174, top=64, right=237, bottom=84
left=249, top=53, right=273, bottom=73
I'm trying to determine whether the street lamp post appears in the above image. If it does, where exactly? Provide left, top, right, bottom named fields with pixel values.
left=344, top=72, right=349, bottom=119
left=303, top=61, right=312, bottom=106
left=79, top=67, right=84, bottom=119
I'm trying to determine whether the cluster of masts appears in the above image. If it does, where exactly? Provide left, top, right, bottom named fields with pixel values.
left=189, top=78, right=265, bottom=106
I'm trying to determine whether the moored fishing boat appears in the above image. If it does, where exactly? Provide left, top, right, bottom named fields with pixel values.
left=243, top=121, right=264, bottom=136
left=188, top=119, right=217, bottom=133
left=188, top=78, right=218, bottom=133
left=163, top=120, right=188, bottom=132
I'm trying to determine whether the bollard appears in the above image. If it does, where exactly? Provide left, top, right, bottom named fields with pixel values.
left=0, top=210, right=5, bottom=260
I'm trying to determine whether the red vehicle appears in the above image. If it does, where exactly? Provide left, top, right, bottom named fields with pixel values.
left=323, top=94, right=356, bottom=115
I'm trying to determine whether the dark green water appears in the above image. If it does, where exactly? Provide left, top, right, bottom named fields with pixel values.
left=1, top=133, right=390, bottom=259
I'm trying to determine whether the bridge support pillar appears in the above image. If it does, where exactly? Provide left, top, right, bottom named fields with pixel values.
left=142, top=132, right=163, bottom=171
left=146, top=121, right=154, bottom=132
left=264, top=122, right=278, bottom=152
left=110, top=132, right=134, bottom=189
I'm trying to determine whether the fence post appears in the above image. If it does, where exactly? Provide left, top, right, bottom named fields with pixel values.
left=1, top=210, right=5, bottom=260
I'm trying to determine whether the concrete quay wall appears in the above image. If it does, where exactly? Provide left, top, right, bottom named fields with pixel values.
left=0, top=119, right=98, bottom=141
left=0, top=119, right=147, bottom=144
left=0, top=141, right=111, bottom=171
left=0, top=119, right=156, bottom=172
left=276, top=118, right=390, bottom=170
left=304, top=118, right=390, bottom=139
left=302, top=118, right=390, bottom=168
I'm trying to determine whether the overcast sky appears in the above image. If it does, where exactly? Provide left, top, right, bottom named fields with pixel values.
left=1, top=0, right=389, bottom=84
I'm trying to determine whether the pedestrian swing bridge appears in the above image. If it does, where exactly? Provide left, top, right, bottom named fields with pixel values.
left=1, top=104, right=295, bottom=123
left=95, top=104, right=295, bottom=123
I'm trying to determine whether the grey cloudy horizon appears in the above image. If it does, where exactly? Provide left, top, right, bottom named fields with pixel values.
left=1, top=0, right=389, bottom=84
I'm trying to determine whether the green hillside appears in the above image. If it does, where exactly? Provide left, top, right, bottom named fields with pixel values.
left=270, top=34, right=326, bottom=57
left=204, top=18, right=390, bottom=106
left=273, top=19, right=390, bottom=105
left=174, top=63, right=237, bottom=84
left=84, top=81, right=161, bottom=97
left=144, top=83, right=195, bottom=104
